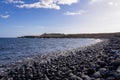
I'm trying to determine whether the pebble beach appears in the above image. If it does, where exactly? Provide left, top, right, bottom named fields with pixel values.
left=0, top=38, right=120, bottom=80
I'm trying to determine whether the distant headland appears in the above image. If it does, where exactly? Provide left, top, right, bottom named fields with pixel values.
left=18, top=32, right=120, bottom=38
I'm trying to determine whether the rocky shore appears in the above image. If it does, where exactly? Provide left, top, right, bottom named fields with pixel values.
left=0, top=38, right=120, bottom=80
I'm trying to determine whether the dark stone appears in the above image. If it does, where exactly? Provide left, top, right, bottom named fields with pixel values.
left=106, top=77, right=116, bottom=80
left=110, top=60, right=120, bottom=68
left=116, top=66, right=120, bottom=73
left=68, top=73, right=83, bottom=80
left=99, top=68, right=110, bottom=78
left=81, top=74, right=91, bottom=80
left=92, top=71, right=101, bottom=78
left=113, top=72, right=120, bottom=80
left=108, top=66, right=116, bottom=70
left=86, top=68, right=95, bottom=76
left=0, top=75, right=3, bottom=79
left=97, top=61, right=106, bottom=67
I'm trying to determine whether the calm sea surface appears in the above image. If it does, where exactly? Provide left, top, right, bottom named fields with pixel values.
left=0, top=38, right=100, bottom=65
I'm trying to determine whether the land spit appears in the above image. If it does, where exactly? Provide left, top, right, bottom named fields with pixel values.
left=0, top=38, right=120, bottom=80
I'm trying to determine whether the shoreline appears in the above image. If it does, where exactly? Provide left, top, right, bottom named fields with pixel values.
left=0, top=38, right=98, bottom=65
left=1, top=38, right=120, bottom=80
left=0, top=38, right=102, bottom=68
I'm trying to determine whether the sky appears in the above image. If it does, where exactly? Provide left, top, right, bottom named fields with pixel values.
left=0, top=0, right=120, bottom=37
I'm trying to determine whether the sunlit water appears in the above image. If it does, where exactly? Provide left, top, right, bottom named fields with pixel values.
left=0, top=38, right=100, bottom=65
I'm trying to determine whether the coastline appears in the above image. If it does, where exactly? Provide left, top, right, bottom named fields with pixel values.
left=0, top=38, right=120, bottom=80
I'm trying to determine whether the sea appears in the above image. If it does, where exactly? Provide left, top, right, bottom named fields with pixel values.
left=0, top=38, right=100, bottom=65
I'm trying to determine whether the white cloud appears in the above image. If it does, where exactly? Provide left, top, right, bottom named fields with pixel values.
left=89, top=0, right=103, bottom=4
left=16, top=0, right=79, bottom=10
left=90, top=0, right=120, bottom=6
left=80, top=0, right=120, bottom=33
left=0, top=15, right=10, bottom=19
left=6, top=0, right=24, bottom=4
left=16, top=0, right=60, bottom=10
left=64, top=10, right=86, bottom=16
left=57, top=0, right=79, bottom=5
left=108, top=2, right=119, bottom=7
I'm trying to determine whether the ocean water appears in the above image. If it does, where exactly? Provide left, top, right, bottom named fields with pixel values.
left=0, top=38, right=100, bottom=65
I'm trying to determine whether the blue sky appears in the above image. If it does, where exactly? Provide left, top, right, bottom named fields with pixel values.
left=0, top=0, right=120, bottom=37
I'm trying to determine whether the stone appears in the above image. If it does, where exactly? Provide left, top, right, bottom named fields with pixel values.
left=106, top=77, right=115, bottom=80
left=69, top=73, right=83, bottom=80
left=45, top=75, right=50, bottom=80
left=92, top=71, right=101, bottom=78
left=113, top=72, right=120, bottom=79
left=99, top=68, right=110, bottom=77
left=70, top=75, right=83, bottom=80
left=81, top=74, right=91, bottom=80
left=97, top=61, right=106, bottom=67
left=116, top=66, right=120, bottom=73
left=86, top=68, right=95, bottom=76
left=110, top=60, right=120, bottom=68
left=0, top=75, right=3, bottom=79
left=95, top=78, right=100, bottom=80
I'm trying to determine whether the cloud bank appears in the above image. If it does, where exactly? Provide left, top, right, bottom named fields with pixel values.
left=16, top=0, right=79, bottom=10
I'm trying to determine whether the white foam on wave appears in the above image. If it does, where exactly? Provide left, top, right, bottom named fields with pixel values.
left=95, top=39, right=103, bottom=43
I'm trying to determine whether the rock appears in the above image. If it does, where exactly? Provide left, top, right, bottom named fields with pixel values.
left=106, top=77, right=115, bottom=80
left=99, top=68, right=107, bottom=73
left=86, top=68, right=95, bottom=76
left=99, top=68, right=110, bottom=77
left=0, top=75, right=3, bottom=79
left=100, top=78, right=106, bottom=80
left=69, top=73, right=83, bottom=80
left=45, top=75, right=50, bottom=80
left=70, top=75, right=83, bottom=80
left=95, top=78, right=100, bottom=80
left=110, top=60, right=120, bottom=68
left=97, top=61, right=106, bottom=67
left=108, top=66, right=116, bottom=70
left=116, top=66, right=120, bottom=73
left=113, top=72, right=120, bottom=79
left=81, top=74, right=91, bottom=80
left=92, top=71, right=101, bottom=78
